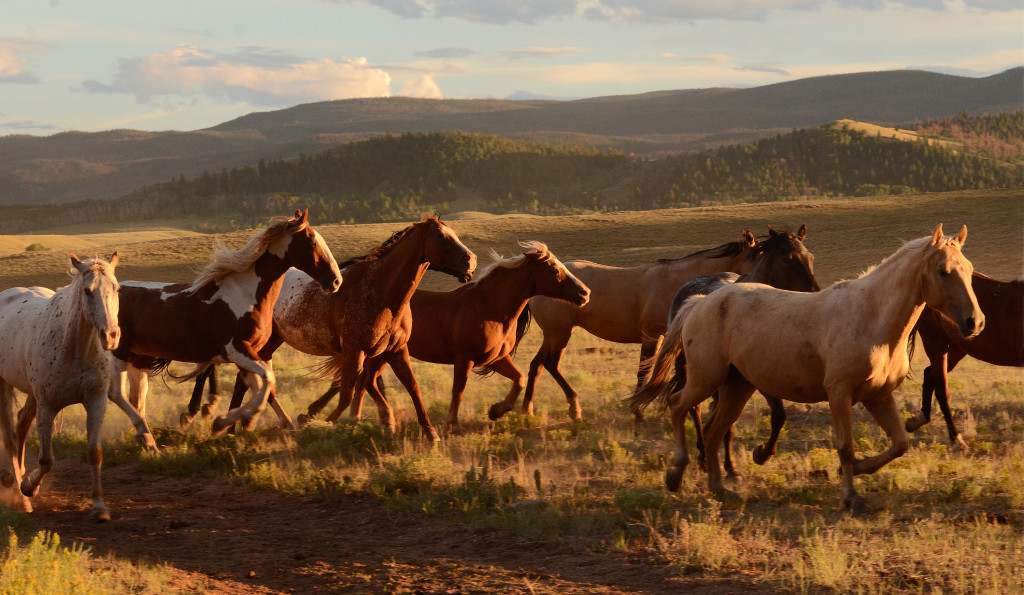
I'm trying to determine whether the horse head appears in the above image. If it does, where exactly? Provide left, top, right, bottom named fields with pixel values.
left=521, top=242, right=590, bottom=306
left=278, top=209, right=343, bottom=293
left=920, top=224, right=984, bottom=338
left=754, top=224, right=821, bottom=293
left=422, top=217, right=477, bottom=283
left=71, top=252, right=121, bottom=350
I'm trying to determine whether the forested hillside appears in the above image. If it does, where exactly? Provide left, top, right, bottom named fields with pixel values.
left=913, top=110, right=1024, bottom=161
left=2, top=114, right=1021, bottom=234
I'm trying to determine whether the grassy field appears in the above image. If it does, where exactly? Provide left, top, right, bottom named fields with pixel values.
left=0, top=189, right=1021, bottom=593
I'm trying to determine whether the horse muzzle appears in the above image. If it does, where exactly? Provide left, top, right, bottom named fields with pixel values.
left=958, top=312, right=985, bottom=339
left=101, top=327, right=121, bottom=351
left=319, top=272, right=342, bottom=293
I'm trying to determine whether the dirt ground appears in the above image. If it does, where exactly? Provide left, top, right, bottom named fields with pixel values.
left=29, top=458, right=779, bottom=594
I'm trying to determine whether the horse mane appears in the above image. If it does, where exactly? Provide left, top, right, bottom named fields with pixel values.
left=475, top=241, right=551, bottom=280
left=340, top=215, right=444, bottom=269
left=656, top=238, right=760, bottom=265
left=190, top=216, right=304, bottom=291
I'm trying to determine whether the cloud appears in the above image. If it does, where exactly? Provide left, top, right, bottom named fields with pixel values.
left=414, top=47, right=478, bottom=59
left=333, top=0, right=1022, bottom=23
left=398, top=74, right=444, bottom=98
left=501, top=46, right=588, bottom=61
left=0, top=38, right=49, bottom=84
left=659, top=52, right=735, bottom=64
left=77, top=45, right=392, bottom=105
left=735, top=62, right=791, bottom=75
left=0, top=119, right=56, bottom=131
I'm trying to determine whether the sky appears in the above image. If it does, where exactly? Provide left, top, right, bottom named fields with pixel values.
left=2, top=0, right=1022, bottom=137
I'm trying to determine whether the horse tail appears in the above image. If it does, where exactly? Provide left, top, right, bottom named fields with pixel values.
left=149, top=358, right=213, bottom=383
left=906, top=324, right=918, bottom=378
left=0, top=380, right=18, bottom=463
left=509, top=304, right=533, bottom=360
left=314, top=355, right=346, bottom=384
left=626, top=295, right=704, bottom=414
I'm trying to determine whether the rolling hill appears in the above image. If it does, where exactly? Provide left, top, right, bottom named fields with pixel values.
left=0, top=68, right=1020, bottom=207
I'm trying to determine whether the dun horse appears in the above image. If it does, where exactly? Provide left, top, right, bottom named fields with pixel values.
left=905, top=272, right=1023, bottom=447
left=510, top=231, right=762, bottom=422
left=220, top=216, right=476, bottom=441
left=112, top=210, right=341, bottom=442
left=632, top=225, right=820, bottom=478
left=0, top=254, right=120, bottom=521
left=629, top=225, right=984, bottom=512
left=319, top=242, right=590, bottom=433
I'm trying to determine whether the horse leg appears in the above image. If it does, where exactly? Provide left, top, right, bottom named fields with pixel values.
left=361, top=372, right=396, bottom=432
left=752, top=394, right=786, bottom=465
left=853, top=394, right=910, bottom=476
left=386, top=347, right=440, bottom=442
left=632, top=336, right=659, bottom=422
left=13, top=394, right=36, bottom=477
left=180, top=364, right=214, bottom=428
left=936, top=349, right=969, bottom=450
left=827, top=389, right=867, bottom=513
left=106, top=364, right=158, bottom=452
left=0, top=381, right=31, bottom=512
left=691, top=402, right=706, bottom=472
left=517, top=342, right=548, bottom=419
left=322, top=352, right=365, bottom=424
left=21, top=403, right=55, bottom=499
left=126, top=363, right=149, bottom=419
left=446, top=359, right=476, bottom=435
left=200, top=364, right=222, bottom=419
left=542, top=333, right=581, bottom=419
left=486, top=356, right=525, bottom=422
left=702, top=378, right=755, bottom=497
left=266, top=387, right=297, bottom=431
left=211, top=351, right=274, bottom=436
left=905, top=360, right=940, bottom=433
left=664, top=368, right=725, bottom=492
left=84, top=392, right=110, bottom=522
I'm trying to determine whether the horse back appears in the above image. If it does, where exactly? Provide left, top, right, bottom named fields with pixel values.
left=115, top=283, right=231, bottom=363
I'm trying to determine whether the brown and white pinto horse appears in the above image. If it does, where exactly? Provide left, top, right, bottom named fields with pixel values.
left=315, top=242, right=590, bottom=434
left=631, top=225, right=820, bottom=478
left=905, top=272, right=1023, bottom=448
left=224, top=216, right=476, bottom=441
left=0, top=254, right=120, bottom=521
left=112, top=210, right=341, bottom=442
left=629, top=225, right=984, bottom=512
left=513, top=231, right=762, bottom=422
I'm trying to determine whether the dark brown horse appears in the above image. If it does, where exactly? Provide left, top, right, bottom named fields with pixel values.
left=222, top=216, right=476, bottom=441
left=514, top=231, right=763, bottom=423
left=635, top=226, right=820, bottom=479
left=111, top=210, right=341, bottom=442
left=905, top=272, right=1023, bottom=447
left=311, top=242, right=591, bottom=433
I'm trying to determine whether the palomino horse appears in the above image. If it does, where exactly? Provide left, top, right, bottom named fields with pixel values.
left=629, top=225, right=984, bottom=512
left=632, top=225, right=820, bottom=478
left=315, top=242, right=590, bottom=433
left=510, top=230, right=762, bottom=422
left=0, top=254, right=120, bottom=521
left=904, top=272, right=1023, bottom=448
left=112, top=210, right=341, bottom=441
left=222, top=215, right=476, bottom=441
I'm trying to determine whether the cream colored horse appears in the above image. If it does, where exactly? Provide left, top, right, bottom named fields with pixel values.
left=0, top=254, right=121, bottom=521
left=630, top=225, right=983, bottom=512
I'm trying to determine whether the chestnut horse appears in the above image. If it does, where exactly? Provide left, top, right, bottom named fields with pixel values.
left=312, top=242, right=591, bottom=433
left=631, top=225, right=820, bottom=478
left=904, top=272, right=1023, bottom=448
left=222, top=216, right=476, bottom=441
left=0, top=254, right=120, bottom=521
left=513, top=231, right=762, bottom=422
left=112, top=210, right=341, bottom=442
left=629, top=225, right=984, bottom=512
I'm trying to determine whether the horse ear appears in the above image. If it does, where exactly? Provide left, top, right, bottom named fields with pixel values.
left=930, top=224, right=944, bottom=246
left=954, top=225, right=967, bottom=246
left=69, top=253, right=86, bottom=272
left=797, top=224, right=807, bottom=241
left=741, top=230, right=756, bottom=247
left=108, top=251, right=119, bottom=269
left=767, top=224, right=779, bottom=238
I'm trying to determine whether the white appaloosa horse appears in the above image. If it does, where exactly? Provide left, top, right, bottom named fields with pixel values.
left=629, top=225, right=984, bottom=513
left=0, top=254, right=121, bottom=521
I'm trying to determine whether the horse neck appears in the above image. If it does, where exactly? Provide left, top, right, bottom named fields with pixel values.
left=473, top=265, right=534, bottom=323
left=371, top=230, right=431, bottom=309
left=47, top=283, right=103, bottom=361
left=246, top=250, right=294, bottom=317
left=849, top=247, right=929, bottom=352
left=671, top=248, right=755, bottom=278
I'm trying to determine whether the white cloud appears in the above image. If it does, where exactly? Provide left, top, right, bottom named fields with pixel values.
left=399, top=74, right=444, bottom=98
left=0, top=38, right=49, bottom=84
left=78, top=45, right=392, bottom=105
left=501, top=46, right=589, bottom=61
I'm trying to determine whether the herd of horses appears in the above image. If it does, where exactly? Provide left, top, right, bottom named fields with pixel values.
left=0, top=209, right=1019, bottom=521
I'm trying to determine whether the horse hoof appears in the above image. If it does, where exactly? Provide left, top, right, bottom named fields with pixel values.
left=240, top=415, right=258, bottom=433
left=567, top=403, right=582, bottom=421
left=211, top=416, right=231, bottom=437
left=0, top=470, right=13, bottom=488
left=752, top=445, right=773, bottom=465
left=844, top=496, right=872, bottom=515
left=664, top=466, right=685, bottom=492
left=952, top=434, right=970, bottom=452
left=179, top=412, right=196, bottom=428
left=296, top=414, right=313, bottom=427
left=137, top=433, right=159, bottom=453
left=20, top=478, right=39, bottom=498
left=487, top=402, right=511, bottom=421
left=200, top=403, right=217, bottom=419
left=426, top=428, right=442, bottom=443
left=92, top=507, right=111, bottom=523
left=904, top=414, right=926, bottom=433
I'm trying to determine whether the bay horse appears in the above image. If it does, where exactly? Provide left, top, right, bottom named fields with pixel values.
left=0, top=254, right=120, bottom=521
left=112, top=209, right=341, bottom=441
left=511, top=230, right=762, bottom=422
left=632, top=225, right=820, bottom=478
left=904, top=272, right=1023, bottom=448
left=629, top=225, right=984, bottom=512
left=313, top=242, right=591, bottom=434
left=221, top=215, right=476, bottom=441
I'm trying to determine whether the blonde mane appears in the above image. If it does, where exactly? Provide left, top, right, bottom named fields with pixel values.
left=190, top=216, right=302, bottom=291
left=477, top=241, right=551, bottom=280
